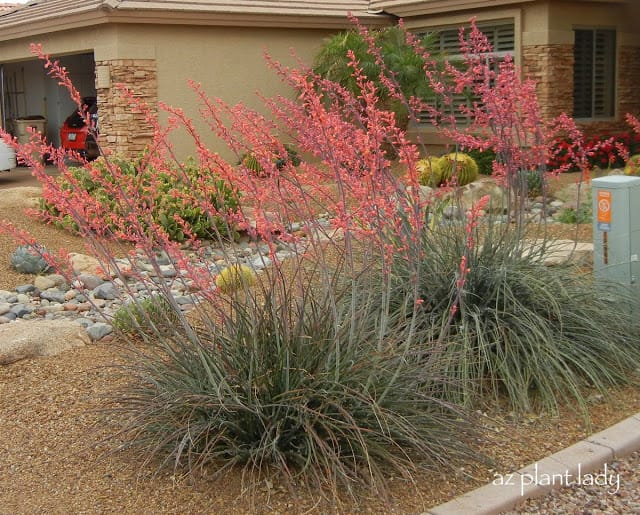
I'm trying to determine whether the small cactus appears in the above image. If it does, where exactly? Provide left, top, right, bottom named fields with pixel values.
left=624, top=154, right=640, bottom=176
left=241, top=153, right=264, bottom=175
left=416, top=156, right=443, bottom=187
left=215, top=264, right=256, bottom=295
left=438, top=152, right=479, bottom=187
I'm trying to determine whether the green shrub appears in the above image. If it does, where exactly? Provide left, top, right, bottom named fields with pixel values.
left=438, top=152, right=479, bottom=186
left=556, top=192, right=592, bottom=224
left=275, top=143, right=302, bottom=169
left=464, top=148, right=496, bottom=175
left=10, top=244, right=51, bottom=274
left=113, top=295, right=180, bottom=336
left=517, top=169, right=546, bottom=198
left=40, top=156, right=240, bottom=243
left=313, top=27, right=436, bottom=130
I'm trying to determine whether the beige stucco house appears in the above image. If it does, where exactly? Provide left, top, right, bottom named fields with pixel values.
left=372, top=0, right=640, bottom=140
left=0, top=0, right=637, bottom=160
left=0, top=0, right=389, bottom=160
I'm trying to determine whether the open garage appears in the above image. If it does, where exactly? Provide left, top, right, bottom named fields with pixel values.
left=1, top=52, right=96, bottom=149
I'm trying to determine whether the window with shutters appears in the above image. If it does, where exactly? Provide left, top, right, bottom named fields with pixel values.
left=573, top=29, right=616, bottom=119
left=416, top=22, right=515, bottom=125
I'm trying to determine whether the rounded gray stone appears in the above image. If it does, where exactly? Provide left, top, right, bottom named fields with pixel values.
left=77, top=273, right=105, bottom=290
left=159, top=265, right=177, bottom=278
left=40, top=289, right=67, bottom=304
left=250, top=256, right=272, bottom=270
left=34, top=276, right=57, bottom=291
left=86, top=322, right=113, bottom=341
left=93, top=282, right=120, bottom=300
left=10, top=304, right=34, bottom=318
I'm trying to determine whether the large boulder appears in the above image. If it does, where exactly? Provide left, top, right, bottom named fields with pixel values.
left=552, top=180, right=591, bottom=205
left=405, top=184, right=434, bottom=204
left=407, top=178, right=509, bottom=214
left=0, top=187, right=42, bottom=208
left=522, top=239, right=594, bottom=267
left=0, top=319, right=89, bottom=365
left=69, top=252, right=102, bottom=276
left=458, top=178, right=509, bottom=213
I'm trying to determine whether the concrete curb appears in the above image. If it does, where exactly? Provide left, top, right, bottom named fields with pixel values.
left=423, top=412, right=640, bottom=515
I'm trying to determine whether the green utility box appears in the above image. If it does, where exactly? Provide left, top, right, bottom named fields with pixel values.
left=592, top=175, right=640, bottom=287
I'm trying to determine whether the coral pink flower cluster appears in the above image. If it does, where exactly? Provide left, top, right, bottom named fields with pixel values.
left=0, top=19, right=638, bottom=314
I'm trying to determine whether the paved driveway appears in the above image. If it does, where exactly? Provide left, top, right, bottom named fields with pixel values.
left=0, top=166, right=60, bottom=190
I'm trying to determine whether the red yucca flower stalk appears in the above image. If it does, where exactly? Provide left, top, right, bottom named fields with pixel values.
left=0, top=18, right=591, bottom=361
left=5, top=18, right=639, bottom=504
left=450, top=193, right=489, bottom=319
left=401, top=21, right=547, bottom=181
left=0, top=31, right=487, bottom=503
left=6, top=19, right=612, bottom=311
left=0, top=36, right=437, bottom=336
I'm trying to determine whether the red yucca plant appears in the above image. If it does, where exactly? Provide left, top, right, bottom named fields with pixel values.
left=1, top=19, right=640, bottom=507
left=0, top=29, right=476, bottom=506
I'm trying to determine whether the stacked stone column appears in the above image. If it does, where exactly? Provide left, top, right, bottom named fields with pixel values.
left=522, top=44, right=574, bottom=122
left=95, top=59, right=157, bottom=160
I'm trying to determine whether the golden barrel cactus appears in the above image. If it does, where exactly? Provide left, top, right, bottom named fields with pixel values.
left=215, top=264, right=257, bottom=295
left=241, top=153, right=264, bottom=175
left=438, top=152, right=479, bottom=187
left=416, top=156, right=443, bottom=187
left=624, top=154, right=640, bottom=176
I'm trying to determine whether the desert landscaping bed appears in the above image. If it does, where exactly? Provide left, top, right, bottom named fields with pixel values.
left=1, top=339, right=639, bottom=514
left=1, top=173, right=638, bottom=513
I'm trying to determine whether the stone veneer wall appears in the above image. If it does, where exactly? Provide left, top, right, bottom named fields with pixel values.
left=522, top=44, right=640, bottom=136
left=589, top=45, right=640, bottom=135
left=521, top=44, right=574, bottom=122
left=95, top=59, right=157, bottom=159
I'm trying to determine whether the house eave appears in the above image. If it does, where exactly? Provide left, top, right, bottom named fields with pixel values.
left=0, top=6, right=392, bottom=45
left=371, top=0, right=631, bottom=17
left=103, top=9, right=393, bottom=29
left=0, top=12, right=109, bottom=44
left=370, top=0, right=536, bottom=17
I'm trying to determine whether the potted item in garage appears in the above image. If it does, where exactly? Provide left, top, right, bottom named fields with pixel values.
left=60, top=96, right=99, bottom=160
left=12, top=115, right=47, bottom=145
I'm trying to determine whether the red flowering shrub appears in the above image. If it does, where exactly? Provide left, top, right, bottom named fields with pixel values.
left=547, top=132, right=640, bottom=173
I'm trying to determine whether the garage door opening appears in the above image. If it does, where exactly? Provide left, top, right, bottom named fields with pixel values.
left=1, top=52, right=96, bottom=150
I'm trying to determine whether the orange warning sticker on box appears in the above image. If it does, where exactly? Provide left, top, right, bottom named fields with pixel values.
left=597, top=190, right=612, bottom=224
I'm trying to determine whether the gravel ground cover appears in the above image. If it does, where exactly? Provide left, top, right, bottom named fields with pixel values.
left=1, top=339, right=638, bottom=515
left=1, top=172, right=636, bottom=514
left=507, top=451, right=640, bottom=514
